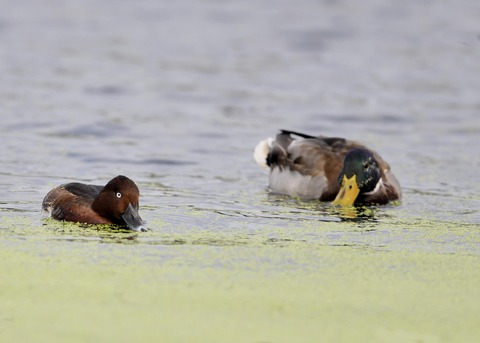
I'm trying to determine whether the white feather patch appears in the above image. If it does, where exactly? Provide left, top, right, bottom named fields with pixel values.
left=253, top=137, right=273, bottom=169
left=362, top=178, right=383, bottom=196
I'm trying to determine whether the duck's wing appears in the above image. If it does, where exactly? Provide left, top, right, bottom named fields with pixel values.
left=269, top=130, right=365, bottom=174
left=62, top=183, right=103, bottom=200
left=42, top=183, right=108, bottom=223
left=276, top=130, right=365, bottom=156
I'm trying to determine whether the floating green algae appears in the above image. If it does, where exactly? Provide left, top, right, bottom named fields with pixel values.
left=1, top=216, right=479, bottom=343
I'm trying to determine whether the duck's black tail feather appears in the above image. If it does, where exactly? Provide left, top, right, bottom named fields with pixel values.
left=279, top=129, right=316, bottom=139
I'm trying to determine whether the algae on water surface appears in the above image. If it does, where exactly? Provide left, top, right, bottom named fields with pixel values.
left=1, top=216, right=479, bottom=343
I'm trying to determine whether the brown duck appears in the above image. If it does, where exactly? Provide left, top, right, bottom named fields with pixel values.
left=42, top=175, right=147, bottom=231
left=254, top=130, right=401, bottom=206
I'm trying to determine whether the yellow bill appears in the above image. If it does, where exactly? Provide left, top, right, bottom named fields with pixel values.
left=333, top=174, right=360, bottom=206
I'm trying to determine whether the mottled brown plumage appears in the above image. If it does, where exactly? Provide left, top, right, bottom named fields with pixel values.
left=254, top=130, right=401, bottom=205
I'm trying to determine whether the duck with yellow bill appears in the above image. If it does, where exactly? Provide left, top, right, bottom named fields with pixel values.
left=254, top=130, right=401, bottom=206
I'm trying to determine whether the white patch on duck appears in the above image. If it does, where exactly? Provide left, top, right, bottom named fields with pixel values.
left=254, top=137, right=274, bottom=169
left=269, top=167, right=328, bottom=199
left=362, top=178, right=383, bottom=196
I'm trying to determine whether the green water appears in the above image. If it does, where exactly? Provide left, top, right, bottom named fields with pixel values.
left=1, top=217, right=479, bottom=343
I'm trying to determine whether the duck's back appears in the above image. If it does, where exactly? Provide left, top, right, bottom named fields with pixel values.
left=60, top=183, right=103, bottom=200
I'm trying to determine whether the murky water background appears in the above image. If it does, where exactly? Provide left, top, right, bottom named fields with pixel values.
left=1, top=0, right=479, bottom=342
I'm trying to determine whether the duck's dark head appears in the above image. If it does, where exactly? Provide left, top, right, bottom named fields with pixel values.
left=93, top=175, right=147, bottom=232
left=333, top=149, right=381, bottom=206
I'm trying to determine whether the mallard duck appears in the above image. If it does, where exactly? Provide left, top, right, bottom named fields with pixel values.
left=254, top=130, right=401, bottom=206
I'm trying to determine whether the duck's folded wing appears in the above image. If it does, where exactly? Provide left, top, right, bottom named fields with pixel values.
left=42, top=188, right=80, bottom=221
left=43, top=187, right=112, bottom=224
left=62, top=183, right=103, bottom=200
left=42, top=183, right=106, bottom=223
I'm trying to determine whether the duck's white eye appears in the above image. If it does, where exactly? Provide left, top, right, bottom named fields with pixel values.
left=116, top=192, right=122, bottom=198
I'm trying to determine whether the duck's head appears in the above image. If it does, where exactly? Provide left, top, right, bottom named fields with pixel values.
left=333, top=149, right=381, bottom=206
left=93, top=175, right=147, bottom=232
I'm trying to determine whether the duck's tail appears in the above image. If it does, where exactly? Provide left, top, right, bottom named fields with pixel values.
left=253, top=137, right=274, bottom=170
